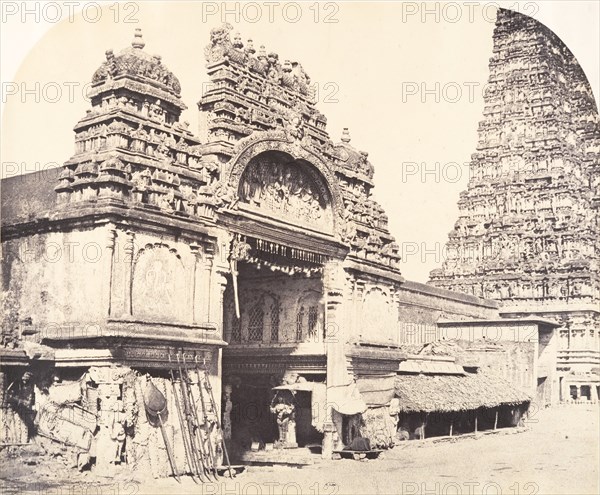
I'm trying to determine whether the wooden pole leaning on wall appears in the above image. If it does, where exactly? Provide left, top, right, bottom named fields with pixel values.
left=449, top=417, right=453, bottom=437
left=494, top=409, right=498, bottom=430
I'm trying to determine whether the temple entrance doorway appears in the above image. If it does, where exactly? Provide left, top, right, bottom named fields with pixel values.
left=222, top=238, right=329, bottom=456
left=227, top=374, right=278, bottom=453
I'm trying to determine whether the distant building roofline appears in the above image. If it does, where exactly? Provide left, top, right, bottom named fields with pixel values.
left=403, top=280, right=499, bottom=309
left=437, top=316, right=560, bottom=329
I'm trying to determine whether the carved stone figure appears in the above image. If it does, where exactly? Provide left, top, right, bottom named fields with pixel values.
left=204, top=24, right=234, bottom=63
left=270, top=394, right=296, bottom=447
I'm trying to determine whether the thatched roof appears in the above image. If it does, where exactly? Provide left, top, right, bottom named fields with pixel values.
left=394, top=371, right=531, bottom=413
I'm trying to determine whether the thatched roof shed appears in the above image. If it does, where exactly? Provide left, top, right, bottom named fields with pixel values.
left=394, top=371, right=531, bottom=413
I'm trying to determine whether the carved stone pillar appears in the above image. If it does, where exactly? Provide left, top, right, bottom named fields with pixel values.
left=204, top=245, right=216, bottom=325
left=189, top=243, right=202, bottom=324
left=591, top=384, right=599, bottom=402
left=560, top=376, right=567, bottom=402
left=355, top=280, right=365, bottom=342
left=104, top=224, right=117, bottom=317
left=322, top=260, right=346, bottom=459
left=122, top=230, right=136, bottom=317
left=213, top=272, right=228, bottom=338
left=214, top=273, right=229, bottom=417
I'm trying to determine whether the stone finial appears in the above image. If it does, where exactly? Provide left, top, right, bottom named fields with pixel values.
left=132, top=28, right=145, bottom=49
left=233, top=32, right=243, bottom=49
left=341, top=128, right=351, bottom=143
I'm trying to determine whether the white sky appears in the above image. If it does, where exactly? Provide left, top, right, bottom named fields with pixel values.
left=1, top=1, right=599, bottom=282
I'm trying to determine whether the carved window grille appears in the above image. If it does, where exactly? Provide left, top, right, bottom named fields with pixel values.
left=248, top=304, right=264, bottom=342
left=271, top=303, right=280, bottom=342
left=308, top=306, right=319, bottom=339
left=231, top=316, right=241, bottom=343
left=296, top=306, right=305, bottom=341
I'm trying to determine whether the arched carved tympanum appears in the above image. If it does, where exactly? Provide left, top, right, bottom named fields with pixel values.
left=238, top=151, right=334, bottom=233
left=225, top=134, right=344, bottom=237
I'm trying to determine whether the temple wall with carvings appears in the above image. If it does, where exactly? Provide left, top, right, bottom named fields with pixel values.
left=1, top=223, right=225, bottom=346
left=110, top=228, right=219, bottom=327
left=338, top=272, right=500, bottom=347
left=556, top=320, right=599, bottom=351
left=2, top=227, right=111, bottom=344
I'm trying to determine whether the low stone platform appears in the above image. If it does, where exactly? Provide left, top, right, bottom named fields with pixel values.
left=237, top=447, right=319, bottom=466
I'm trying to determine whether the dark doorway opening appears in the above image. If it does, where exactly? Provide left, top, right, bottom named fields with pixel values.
left=580, top=385, right=591, bottom=400
left=229, top=374, right=277, bottom=455
left=294, top=390, right=323, bottom=447
left=570, top=385, right=578, bottom=400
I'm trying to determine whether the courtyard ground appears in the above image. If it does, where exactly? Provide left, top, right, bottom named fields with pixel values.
left=1, top=405, right=598, bottom=495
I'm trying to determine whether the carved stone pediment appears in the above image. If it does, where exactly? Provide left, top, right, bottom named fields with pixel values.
left=238, top=154, right=334, bottom=232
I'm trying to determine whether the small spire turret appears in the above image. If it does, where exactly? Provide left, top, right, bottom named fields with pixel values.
left=132, top=28, right=145, bottom=49
left=341, top=128, right=351, bottom=143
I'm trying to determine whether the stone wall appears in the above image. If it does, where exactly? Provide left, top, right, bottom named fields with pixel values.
left=1, top=224, right=223, bottom=345
left=437, top=321, right=558, bottom=405
left=341, top=274, right=500, bottom=347
left=2, top=227, right=111, bottom=344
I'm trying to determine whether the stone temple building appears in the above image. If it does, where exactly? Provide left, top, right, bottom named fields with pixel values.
left=0, top=20, right=560, bottom=477
left=429, top=10, right=600, bottom=403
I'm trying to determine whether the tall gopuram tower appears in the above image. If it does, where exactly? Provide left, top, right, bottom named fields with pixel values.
left=429, top=9, right=600, bottom=402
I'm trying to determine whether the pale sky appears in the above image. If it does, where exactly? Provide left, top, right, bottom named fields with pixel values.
left=1, top=1, right=599, bottom=282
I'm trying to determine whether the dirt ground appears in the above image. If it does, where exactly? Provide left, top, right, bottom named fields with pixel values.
left=1, top=405, right=598, bottom=495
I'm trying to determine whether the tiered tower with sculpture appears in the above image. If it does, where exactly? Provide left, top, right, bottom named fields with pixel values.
left=429, top=9, right=600, bottom=400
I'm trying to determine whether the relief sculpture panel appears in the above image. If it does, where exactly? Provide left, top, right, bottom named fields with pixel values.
left=239, top=154, right=334, bottom=232
left=131, top=244, right=188, bottom=323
